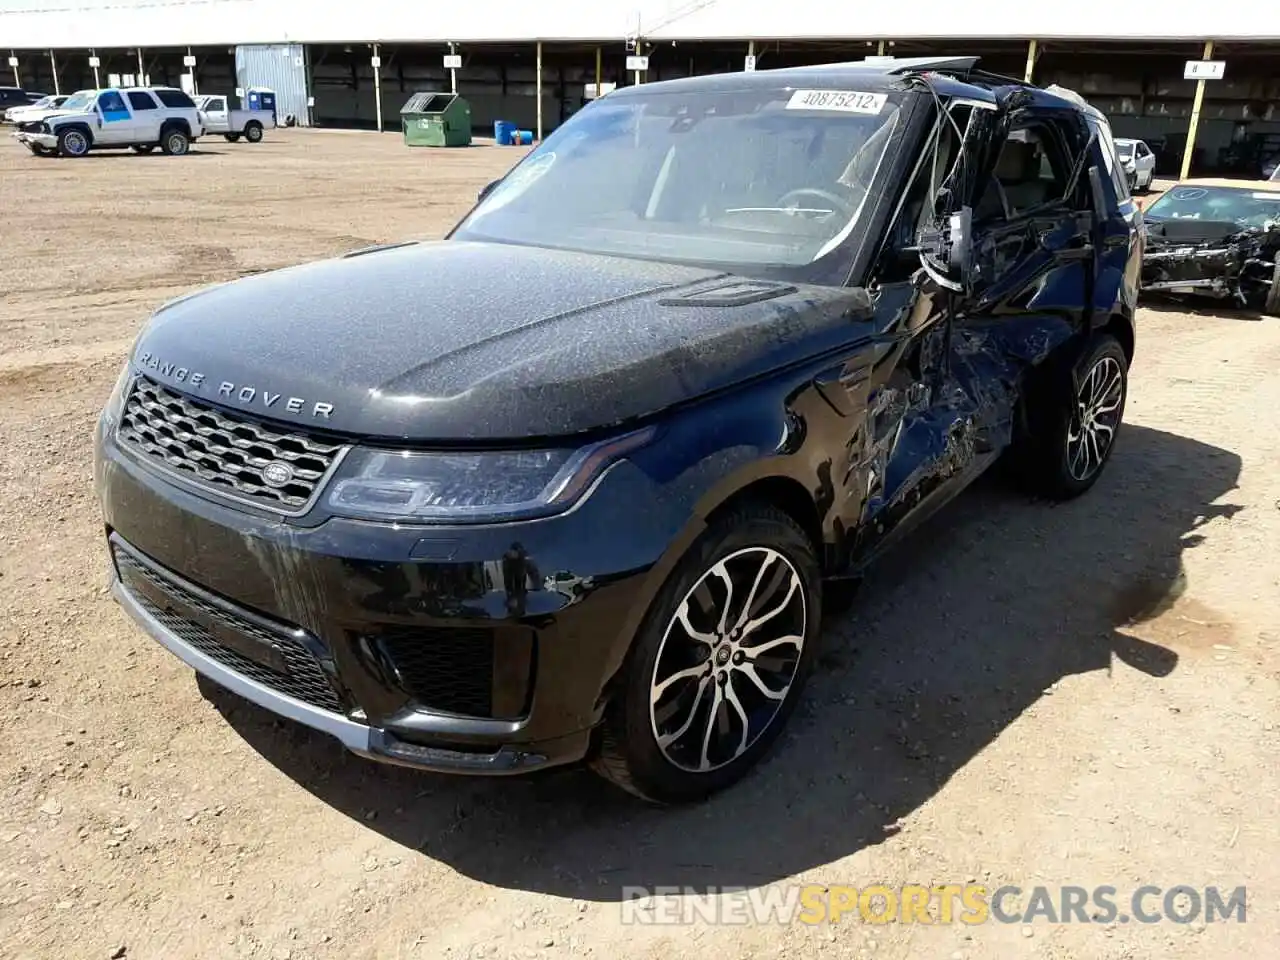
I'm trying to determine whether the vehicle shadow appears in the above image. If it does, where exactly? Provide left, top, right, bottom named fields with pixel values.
left=202, top=422, right=1243, bottom=899
left=1138, top=296, right=1268, bottom=322
left=71, top=149, right=227, bottom=159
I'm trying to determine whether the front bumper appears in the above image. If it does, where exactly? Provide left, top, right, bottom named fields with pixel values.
left=94, top=408, right=683, bottom=776
left=13, top=130, right=56, bottom=148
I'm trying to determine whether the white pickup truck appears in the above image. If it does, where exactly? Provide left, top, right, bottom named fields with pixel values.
left=193, top=95, right=274, bottom=143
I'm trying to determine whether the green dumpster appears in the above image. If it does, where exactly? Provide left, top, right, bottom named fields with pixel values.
left=400, top=92, right=472, bottom=147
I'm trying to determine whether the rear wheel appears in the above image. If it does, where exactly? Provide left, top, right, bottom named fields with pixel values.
left=1009, top=333, right=1129, bottom=499
left=591, top=503, right=821, bottom=804
left=244, top=122, right=263, bottom=143
left=161, top=127, right=190, bottom=156
left=56, top=127, right=90, bottom=157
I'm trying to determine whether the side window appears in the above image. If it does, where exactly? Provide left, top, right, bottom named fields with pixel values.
left=154, top=89, right=197, bottom=109
left=1091, top=117, right=1132, bottom=204
left=209, top=97, right=225, bottom=111
left=97, top=90, right=129, bottom=117
left=126, top=91, right=158, bottom=111
left=975, top=115, right=1080, bottom=222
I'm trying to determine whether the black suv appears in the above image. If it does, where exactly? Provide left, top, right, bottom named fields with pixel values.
left=94, top=57, right=1143, bottom=804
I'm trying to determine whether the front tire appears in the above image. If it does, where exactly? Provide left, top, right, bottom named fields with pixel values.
left=1010, top=333, right=1128, bottom=500
left=591, top=503, right=821, bottom=804
left=1263, top=261, right=1280, bottom=317
left=56, top=127, right=90, bottom=157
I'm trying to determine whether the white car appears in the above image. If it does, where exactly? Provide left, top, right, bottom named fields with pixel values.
left=12, top=87, right=205, bottom=158
left=4, top=94, right=67, bottom=123
left=1114, top=137, right=1157, bottom=193
left=193, top=94, right=275, bottom=142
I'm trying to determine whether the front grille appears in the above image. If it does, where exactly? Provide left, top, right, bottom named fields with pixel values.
left=376, top=628, right=496, bottom=718
left=117, top=376, right=345, bottom=513
left=114, top=547, right=343, bottom=714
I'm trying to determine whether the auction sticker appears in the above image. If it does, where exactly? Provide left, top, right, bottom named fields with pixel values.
left=785, top=89, right=887, bottom=113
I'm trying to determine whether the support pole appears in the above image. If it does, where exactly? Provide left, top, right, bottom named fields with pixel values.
left=449, top=42, right=457, bottom=95
left=188, top=46, right=198, bottom=95
left=634, top=41, right=643, bottom=86
left=10, top=50, right=17, bottom=87
left=49, top=49, right=59, bottom=94
left=372, top=43, right=382, bottom=133
left=535, top=41, right=543, bottom=141
left=91, top=49, right=100, bottom=89
left=137, top=47, right=144, bottom=84
left=1181, top=39, right=1215, bottom=181
left=877, top=39, right=886, bottom=56
left=1024, top=39, right=1038, bottom=83
left=595, top=46, right=601, bottom=99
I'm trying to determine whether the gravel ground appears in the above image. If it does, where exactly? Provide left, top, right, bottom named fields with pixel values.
left=1, top=129, right=1277, bottom=960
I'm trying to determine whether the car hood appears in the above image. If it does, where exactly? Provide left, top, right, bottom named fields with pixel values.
left=1143, top=217, right=1250, bottom=245
left=130, top=240, right=875, bottom=441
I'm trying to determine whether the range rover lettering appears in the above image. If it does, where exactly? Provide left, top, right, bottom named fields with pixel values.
left=94, top=58, right=1142, bottom=804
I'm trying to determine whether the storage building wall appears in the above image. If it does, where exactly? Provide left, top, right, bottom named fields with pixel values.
left=235, top=43, right=310, bottom=125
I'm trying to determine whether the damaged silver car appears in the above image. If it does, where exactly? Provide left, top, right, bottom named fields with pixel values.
left=1140, top=178, right=1280, bottom=315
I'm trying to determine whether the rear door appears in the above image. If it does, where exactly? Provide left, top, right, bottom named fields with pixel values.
left=125, top=90, right=164, bottom=143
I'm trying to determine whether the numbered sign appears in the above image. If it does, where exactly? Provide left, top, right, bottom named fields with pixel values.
left=626, top=55, right=649, bottom=72
left=6, top=56, right=17, bottom=67
left=370, top=55, right=381, bottom=68
left=444, top=54, right=462, bottom=69
left=744, top=55, right=756, bottom=72
left=88, top=55, right=100, bottom=67
left=1183, top=60, right=1226, bottom=80
left=183, top=54, right=196, bottom=67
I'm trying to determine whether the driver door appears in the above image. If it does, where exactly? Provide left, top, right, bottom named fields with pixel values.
left=93, top=90, right=135, bottom=145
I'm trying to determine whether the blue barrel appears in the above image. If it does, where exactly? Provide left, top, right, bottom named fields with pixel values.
left=493, top=120, right=515, bottom=145
left=515, top=129, right=533, bottom=145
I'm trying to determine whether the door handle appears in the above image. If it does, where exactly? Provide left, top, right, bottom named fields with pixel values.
left=1054, top=244, right=1093, bottom=262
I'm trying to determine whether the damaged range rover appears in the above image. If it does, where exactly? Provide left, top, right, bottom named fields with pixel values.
left=95, top=57, right=1142, bottom=804
left=1140, top=177, right=1280, bottom=315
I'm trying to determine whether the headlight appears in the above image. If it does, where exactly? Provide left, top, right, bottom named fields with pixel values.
left=102, top=363, right=134, bottom=424
left=325, top=427, right=654, bottom=523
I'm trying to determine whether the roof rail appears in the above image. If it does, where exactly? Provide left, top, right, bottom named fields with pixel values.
left=883, top=56, right=981, bottom=75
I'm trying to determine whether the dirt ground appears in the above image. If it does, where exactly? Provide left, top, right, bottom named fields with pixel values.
left=1, top=129, right=1278, bottom=960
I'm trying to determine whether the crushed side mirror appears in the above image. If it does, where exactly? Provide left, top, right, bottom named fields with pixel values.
left=914, top=205, right=976, bottom=294
left=477, top=179, right=501, bottom=202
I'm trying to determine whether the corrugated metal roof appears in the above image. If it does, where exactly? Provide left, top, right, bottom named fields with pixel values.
left=0, top=0, right=1273, bottom=48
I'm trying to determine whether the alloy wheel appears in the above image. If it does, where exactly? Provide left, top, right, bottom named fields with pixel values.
left=1066, top=355, right=1124, bottom=481
left=64, top=131, right=87, bottom=155
left=168, top=134, right=188, bottom=155
left=648, top=546, right=807, bottom=773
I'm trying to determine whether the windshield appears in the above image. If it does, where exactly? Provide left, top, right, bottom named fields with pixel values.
left=1145, top=184, right=1280, bottom=228
left=452, top=84, right=907, bottom=285
left=1114, top=141, right=1135, bottom=160
left=59, top=91, right=95, bottom=112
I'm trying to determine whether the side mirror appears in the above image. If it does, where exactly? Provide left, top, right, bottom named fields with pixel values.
left=947, top=206, right=975, bottom=291
left=477, top=179, right=500, bottom=202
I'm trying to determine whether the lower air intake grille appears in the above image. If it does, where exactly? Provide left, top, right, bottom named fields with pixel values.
left=375, top=628, right=496, bottom=718
left=114, top=548, right=343, bottom=714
